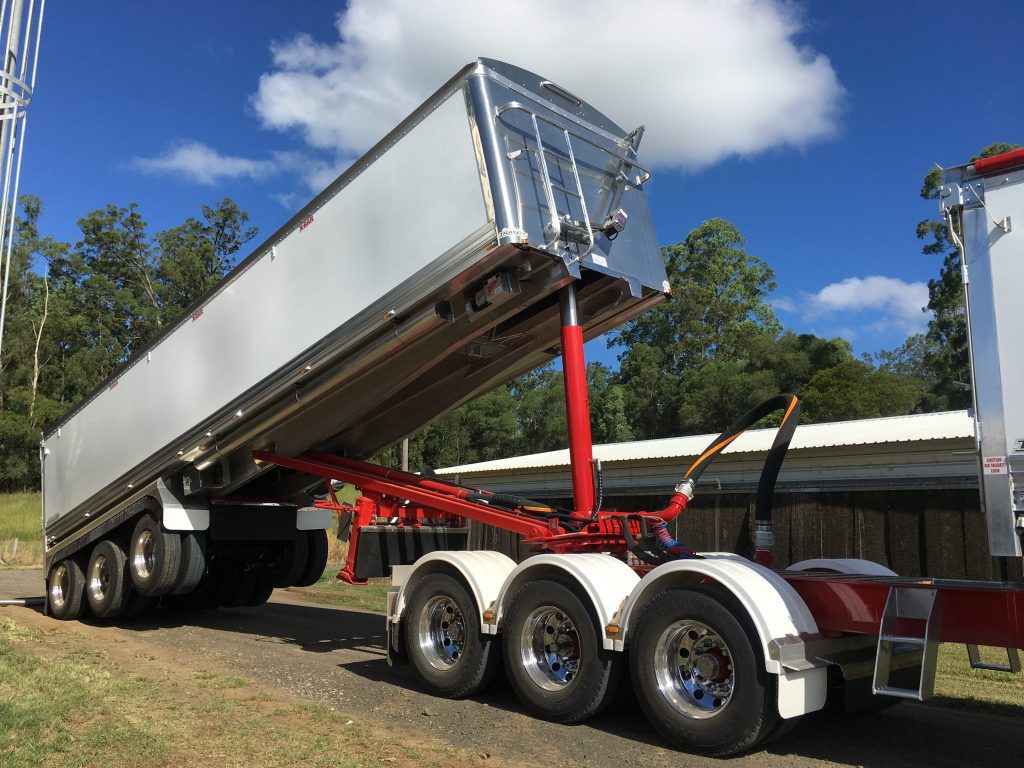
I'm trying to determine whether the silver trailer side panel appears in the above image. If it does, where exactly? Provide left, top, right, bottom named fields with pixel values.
left=41, top=59, right=667, bottom=551
left=942, top=165, right=1024, bottom=557
left=43, top=89, right=487, bottom=527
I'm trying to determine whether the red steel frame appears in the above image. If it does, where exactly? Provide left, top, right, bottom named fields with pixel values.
left=258, top=284, right=1024, bottom=650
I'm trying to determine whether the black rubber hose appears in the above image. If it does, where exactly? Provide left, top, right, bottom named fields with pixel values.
left=754, top=398, right=800, bottom=524
left=684, top=394, right=800, bottom=526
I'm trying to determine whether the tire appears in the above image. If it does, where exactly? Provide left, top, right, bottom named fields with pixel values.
left=48, top=558, right=86, bottom=620
left=171, top=532, right=206, bottom=595
left=502, top=578, right=622, bottom=723
left=218, top=565, right=258, bottom=608
left=273, top=534, right=308, bottom=588
left=85, top=540, right=131, bottom=619
left=245, top=571, right=276, bottom=607
left=294, top=529, right=328, bottom=587
left=123, top=590, right=158, bottom=617
left=128, top=513, right=181, bottom=597
left=404, top=572, right=500, bottom=698
left=629, top=586, right=778, bottom=757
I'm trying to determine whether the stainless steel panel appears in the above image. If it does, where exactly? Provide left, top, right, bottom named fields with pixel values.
left=963, top=169, right=1024, bottom=557
left=42, top=59, right=668, bottom=546
left=43, top=92, right=488, bottom=526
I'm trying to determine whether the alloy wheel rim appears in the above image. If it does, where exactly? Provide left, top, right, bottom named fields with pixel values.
left=132, top=529, right=155, bottom=580
left=418, top=595, right=466, bottom=670
left=520, top=605, right=581, bottom=691
left=88, top=554, right=111, bottom=602
left=654, top=619, right=735, bottom=719
left=50, top=563, right=69, bottom=609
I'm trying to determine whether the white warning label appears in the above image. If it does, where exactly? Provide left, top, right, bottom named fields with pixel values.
left=983, top=456, right=1007, bottom=474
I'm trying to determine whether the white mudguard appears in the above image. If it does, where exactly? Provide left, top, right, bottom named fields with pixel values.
left=488, top=553, right=640, bottom=641
left=616, top=554, right=827, bottom=719
left=788, top=558, right=898, bottom=576
left=390, top=550, right=517, bottom=624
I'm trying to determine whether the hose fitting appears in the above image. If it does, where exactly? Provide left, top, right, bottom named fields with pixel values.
left=674, top=478, right=695, bottom=501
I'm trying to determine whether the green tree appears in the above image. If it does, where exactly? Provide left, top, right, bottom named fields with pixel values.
left=588, top=362, right=633, bottom=443
left=800, top=360, right=925, bottom=423
left=615, top=218, right=780, bottom=373
left=0, top=197, right=71, bottom=489
left=155, top=198, right=257, bottom=311
left=0, top=196, right=256, bottom=491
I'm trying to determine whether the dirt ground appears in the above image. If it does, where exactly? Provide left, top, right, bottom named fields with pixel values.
left=2, top=569, right=1020, bottom=768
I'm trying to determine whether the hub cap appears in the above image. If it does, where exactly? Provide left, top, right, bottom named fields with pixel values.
left=417, top=595, right=466, bottom=670
left=654, top=620, right=734, bottom=718
left=50, top=563, right=69, bottom=609
left=88, top=554, right=111, bottom=603
left=132, top=529, right=155, bottom=580
left=520, top=606, right=581, bottom=691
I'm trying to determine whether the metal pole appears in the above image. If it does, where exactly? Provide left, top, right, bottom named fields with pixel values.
left=0, top=0, right=43, bottom=365
left=401, top=437, right=409, bottom=473
left=558, top=283, right=595, bottom=517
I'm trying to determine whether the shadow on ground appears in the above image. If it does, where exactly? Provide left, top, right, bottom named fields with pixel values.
left=64, top=595, right=1024, bottom=768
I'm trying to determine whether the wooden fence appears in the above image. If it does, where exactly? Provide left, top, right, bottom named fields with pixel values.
left=468, top=489, right=1023, bottom=581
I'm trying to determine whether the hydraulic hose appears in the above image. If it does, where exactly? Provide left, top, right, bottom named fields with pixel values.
left=637, top=394, right=800, bottom=566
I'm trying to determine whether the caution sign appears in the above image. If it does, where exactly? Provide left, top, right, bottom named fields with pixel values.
left=983, top=456, right=1007, bottom=474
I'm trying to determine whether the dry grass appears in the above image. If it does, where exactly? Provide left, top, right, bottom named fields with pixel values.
left=0, top=492, right=43, bottom=567
left=0, top=615, right=469, bottom=768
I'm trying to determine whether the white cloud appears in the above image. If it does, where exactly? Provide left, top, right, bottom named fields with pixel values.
left=251, top=0, right=844, bottom=169
left=802, top=276, right=930, bottom=336
left=132, top=142, right=278, bottom=185
left=132, top=142, right=352, bottom=201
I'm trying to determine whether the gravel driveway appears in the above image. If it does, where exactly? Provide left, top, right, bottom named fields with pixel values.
left=2, top=569, right=1019, bottom=768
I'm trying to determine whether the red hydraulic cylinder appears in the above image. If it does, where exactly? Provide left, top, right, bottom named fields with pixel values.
left=559, top=284, right=595, bottom=518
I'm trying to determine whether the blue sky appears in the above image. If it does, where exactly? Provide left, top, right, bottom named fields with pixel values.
left=20, top=1, right=1024, bottom=363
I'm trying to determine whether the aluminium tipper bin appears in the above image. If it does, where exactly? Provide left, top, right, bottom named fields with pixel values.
left=42, top=58, right=666, bottom=552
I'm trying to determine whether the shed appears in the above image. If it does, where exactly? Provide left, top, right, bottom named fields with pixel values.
left=436, top=411, right=1020, bottom=581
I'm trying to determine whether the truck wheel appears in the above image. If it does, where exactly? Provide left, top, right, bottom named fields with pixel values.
left=245, top=571, right=276, bottom=607
left=219, top=566, right=258, bottom=608
left=123, top=590, right=158, bottom=617
left=273, top=534, right=309, bottom=588
left=502, top=578, right=621, bottom=723
left=128, top=513, right=181, bottom=596
left=404, top=572, right=499, bottom=698
left=629, top=586, right=778, bottom=757
left=294, top=529, right=328, bottom=587
left=48, top=558, right=86, bottom=620
left=85, top=540, right=131, bottom=619
left=170, top=532, right=206, bottom=595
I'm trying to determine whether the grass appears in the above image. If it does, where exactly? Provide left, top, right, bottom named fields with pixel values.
left=0, top=492, right=43, bottom=567
left=287, top=563, right=390, bottom=613
left=934, top=643, right=1024, bottom=712
left=0, top=616, right=465, bottom=768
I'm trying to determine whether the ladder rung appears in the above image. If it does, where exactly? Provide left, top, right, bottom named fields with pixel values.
left=967, top=644, right=1022, bottom=673
left=548, top=183, right=584, bottom=199
left=873, top=686, right=928, bottom=701
left=881, top=635, right=927, bottom=646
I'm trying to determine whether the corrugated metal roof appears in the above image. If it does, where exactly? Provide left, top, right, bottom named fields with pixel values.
left=437, top=410, right=974, bottom=475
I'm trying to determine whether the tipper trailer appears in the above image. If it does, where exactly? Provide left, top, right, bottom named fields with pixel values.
left=39, top=60, right=1024, bottom=756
